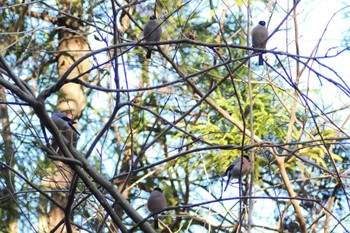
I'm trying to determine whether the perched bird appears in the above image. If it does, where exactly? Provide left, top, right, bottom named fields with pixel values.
left=143, top=15, right=162, bottom=59
left=252, top=20, right=268, bottom=65
left=51, top=111, right=80, bottom=136
left=147, top=187, right=167, bottom=229
left=224, top=155, right=250, bottom=191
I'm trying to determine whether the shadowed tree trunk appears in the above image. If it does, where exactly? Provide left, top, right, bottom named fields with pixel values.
left=38, top=0, right=91, bottom=232
left=0, top=11, right=23, bottom=232
left=0, top=84, right=18, bottom=233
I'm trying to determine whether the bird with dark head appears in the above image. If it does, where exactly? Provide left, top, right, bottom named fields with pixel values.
left=147, top=187, right=167, bottom=229
left=143, top=15, right=162, bottom=59
left=51, top=111, right=80, bottom=136
left=224, top=155, right=250, bottom=191
left=252, top=20, right=268, bottom=65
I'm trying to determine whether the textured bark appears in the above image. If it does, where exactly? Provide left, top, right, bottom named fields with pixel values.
left=0, top=84, right=18, bottom=233
left=43, top=1, right=91, bottom=231
left=57, top=31, right=90, bottom=117
left=38, top=192, right=49, bottom=233
left=0, top=4, right=27, bottom=231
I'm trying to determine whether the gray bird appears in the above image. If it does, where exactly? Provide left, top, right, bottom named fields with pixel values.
left=51, top=111, right=80, bottom=136
left=143, top=15, right=162, bottom=59
left=224, top=155, right=250, bottom=191
left=252, top=20, right=268, bottom=65
left=147, top=187, right=167, bottom=229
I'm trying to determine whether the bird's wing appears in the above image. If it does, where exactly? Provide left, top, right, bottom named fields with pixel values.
left=224, top=156, right=243, bottom=175
left=61, top=116, right=76, bottom=124
left=224, top=163, right=234, bottom=176
left=68, top=123, right=80, bottom=135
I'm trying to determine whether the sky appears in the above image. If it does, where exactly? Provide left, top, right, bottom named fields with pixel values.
left=266, top=0, right=350, bottom=128
left=86, top=0, right=350, bottom=231
left=203, top=1, right=350, bottom=232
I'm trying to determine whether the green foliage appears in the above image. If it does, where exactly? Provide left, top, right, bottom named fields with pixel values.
left=1, top=0, right=349, bottom=232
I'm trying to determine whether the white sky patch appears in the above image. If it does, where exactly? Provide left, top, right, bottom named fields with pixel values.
left=262, top=1, right=350, bottom=132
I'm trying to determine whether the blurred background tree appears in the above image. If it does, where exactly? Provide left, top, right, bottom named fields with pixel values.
left=0, top=0, right=349, bottom=232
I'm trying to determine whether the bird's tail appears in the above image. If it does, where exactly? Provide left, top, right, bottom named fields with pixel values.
left=146, top=49, right=152, bottom=59
left=224, top=176, right=230, bottom=192
left=154, top=215, right=159, bottom=229
left=259, top=54, right=263, bottom=66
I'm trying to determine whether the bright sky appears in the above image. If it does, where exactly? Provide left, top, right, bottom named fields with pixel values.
left=266, top=1, right=350, bottom=126
left=247, top=1, right=350, bottom=231
left=212, top=1, right=350, bottom=231
left=86, top=1, right=350, bottom=231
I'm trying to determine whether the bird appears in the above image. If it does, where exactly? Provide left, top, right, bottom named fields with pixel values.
left=224, top=155, right=250, bottom=191
left=51, top=111, right=80, bottom=136
left=143, top=15, right=162, bottom=59
left=252, top=20, right=268, bottom=65
left=147, top=187, right=167, bottom=229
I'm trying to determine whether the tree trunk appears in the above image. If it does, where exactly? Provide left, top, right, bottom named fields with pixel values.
left=0, top=84, right=18, bottom=233
left=39, top=1, right=91, bottom=231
